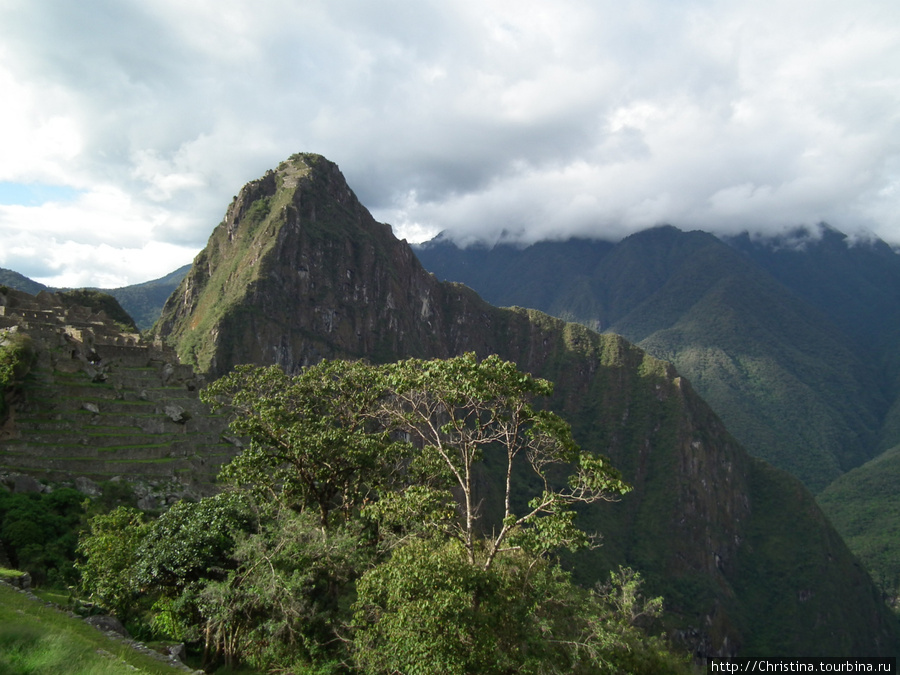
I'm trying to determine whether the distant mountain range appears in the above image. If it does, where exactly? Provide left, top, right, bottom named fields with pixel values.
left=413, top=224, right=900, bottom=609
left=0, top=268, right=47, bottom=296
left=3, top=155, right=899, bottom=655
left=415, top=225, right=900, bottom=491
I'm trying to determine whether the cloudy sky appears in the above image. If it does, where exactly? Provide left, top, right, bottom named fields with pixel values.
left=1, top=0, right=899, bottom=287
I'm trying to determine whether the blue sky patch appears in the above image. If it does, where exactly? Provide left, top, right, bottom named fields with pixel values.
left=0, top=182, right=82, bottom=206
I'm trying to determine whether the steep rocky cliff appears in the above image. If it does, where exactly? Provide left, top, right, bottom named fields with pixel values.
left=156, top=153, right=900, bottom=657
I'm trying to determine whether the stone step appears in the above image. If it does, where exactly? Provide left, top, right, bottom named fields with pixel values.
left=0, top=457, right=217, bottom=483
left=13, top=411, right=227, bottom=438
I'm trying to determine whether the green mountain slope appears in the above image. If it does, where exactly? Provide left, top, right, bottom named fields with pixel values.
left=617, top=229, right=886, bottom=491
left=727, top=226, right=900, bottom=355
left=727, top=227, right=900, bottom=453
left=818, top=444, right=900, bottom=613
left=0, top=268, right=48, bottom=295
left=154, top=153, right=900, bottom=657
left=414, top=225, right=900, bottom=615
left=417, top=226, right=888, bottom=492
left=416, top=223, right=900, bottom=632
left=418, top=235, right=616, bottom=328
left=107, top=264, right=191, bottom=331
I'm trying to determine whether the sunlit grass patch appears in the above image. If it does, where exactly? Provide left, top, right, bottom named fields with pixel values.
left=0, top=584, right=182, bottom=674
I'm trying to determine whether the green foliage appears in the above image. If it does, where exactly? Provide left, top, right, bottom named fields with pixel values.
left=352, top=539, right=690, bottom=675
left=0, top=331, right=36, bottom=416
left=205, top=354, right=630, bottom=562
left=376, top=353, right=631, bottom=565
left=352, top=538, right=564, bottom=674
left=361, top=484, right=456, bottom=540
left=76, top=506, right=148, bottom=620
left=134, top=492, right=253, bottom=593
left=0, top=481, right=138, bottom=591
left=197, top=510, right=372, bottom=671
left=818, top=443, right=900, bottom=612
left=71, top=354, right=683, bottom=672
left=0, top=566, right=27, bottom=579
left=0, top=487, right=85, bottom=588
left=77, top=494, right=257, bottom=649
left=149, top=595, right=197, bottom=644
left=202, top=361, right=408, bottom=526
left=244, top=195, right=272, bottom=225
left=574, top=567, right=694, bottom=674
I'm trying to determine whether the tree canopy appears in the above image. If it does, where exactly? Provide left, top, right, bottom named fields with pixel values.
left=374, top=353, right=631, bottom=566
left=78, top=353, right=688, bottom=673
left=201, top=360, right=408, bottom=526
left=201, top=353, right=631, bottom=560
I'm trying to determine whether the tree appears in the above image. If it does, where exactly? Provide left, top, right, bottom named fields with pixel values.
left=0, top=332, right=35, bottom=418
left=195, top=354, right=688, bottom=672
left=352, top=537, right=574, bottom=674
left=197, top=509, right=372, bottom=671
left=566, top=567, right=693, bottom=674
left=76, top=507, right=147, bottom=621
left=376, top=353, right=631, bottom=567
left=203, top=354, right=630, bottom=563
left=352, top=540, right=691, bottom=675
left=0, top=488, right=86, bottom=587
left=0, top=332, right=34, bottom=387
left=133, top=492, right=253, bottom=594
left=201, top=361, right=407, bottom=528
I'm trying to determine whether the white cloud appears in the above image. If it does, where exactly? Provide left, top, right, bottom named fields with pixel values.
left=0, top=0, right=899, bottom=284
left=0, top=187, right=197, bottom=286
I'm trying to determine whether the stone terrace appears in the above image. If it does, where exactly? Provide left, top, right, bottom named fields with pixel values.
left=0, top=288, right=237, bottom=492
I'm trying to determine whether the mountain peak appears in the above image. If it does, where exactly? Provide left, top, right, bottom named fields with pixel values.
left=154, top=152, right=411, bottom=373
left=152, top=153, right=900, bottom=656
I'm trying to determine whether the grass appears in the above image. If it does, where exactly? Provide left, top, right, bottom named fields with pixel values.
left=31, top=587, right=71, bottom=606
left=0, top=583, right=185, bottom=675
left=96, top=444, right=172, bottom=452
left=817, top=443, right=900, bottom=610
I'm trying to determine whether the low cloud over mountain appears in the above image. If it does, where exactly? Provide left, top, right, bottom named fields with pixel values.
left=1, top=1, right=899, bottom=285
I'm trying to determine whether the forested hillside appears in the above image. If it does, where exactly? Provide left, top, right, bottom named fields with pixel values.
left=414, top=224, right=900, bottom=612
left=416, top=226, right=897, bottom=492
left=4, top=154, right=898, bottom=666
